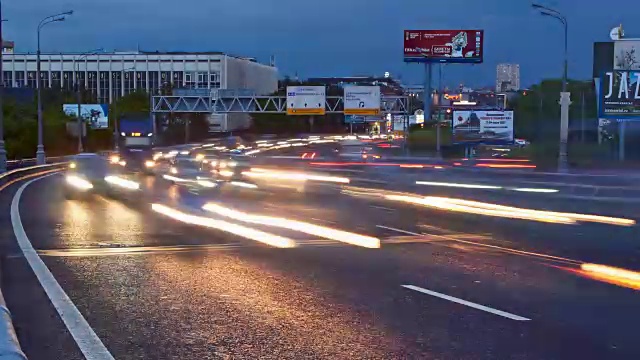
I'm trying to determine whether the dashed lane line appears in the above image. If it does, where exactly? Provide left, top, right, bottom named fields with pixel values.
left=401, top=285, right=531, bottom=321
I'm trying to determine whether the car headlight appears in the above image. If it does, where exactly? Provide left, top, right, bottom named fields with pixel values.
left=227, top=161, right=237, bottom=167
left=109, top=155, right=120, bottom=164
left=170, top=167, right=178, bottom=174
left=118, top=160, right=127, bottom=167
left=120, top=132, right=126, bottom=137
left=145, top=160, right=156, bottom=168
left=195, top=154, right=205, bottom=161
left=65, top=175, right=93, bottom=190
left=147, top=133, right=153, bottom=137
left=69, top=162, right=76, bottom=169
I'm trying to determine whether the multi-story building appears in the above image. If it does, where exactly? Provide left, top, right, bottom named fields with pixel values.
left=1, top=50, right=278, bottom=131
left=496, top=63, right=520, bottom=92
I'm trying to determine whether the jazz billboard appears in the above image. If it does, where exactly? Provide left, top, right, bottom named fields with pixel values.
left=599, top=71, right=640, bottom=119
left=452, top=110, right=514, bottom=145
left=404, top=30, right=484, bottom=63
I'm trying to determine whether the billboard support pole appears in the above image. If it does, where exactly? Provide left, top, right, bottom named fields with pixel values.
left=559, top=92, right=571, bottom=172
left=619, top=120, right=625, bottom=162
left=424, top=63, right=437, bottom=156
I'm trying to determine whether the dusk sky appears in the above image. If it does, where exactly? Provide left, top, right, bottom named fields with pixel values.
left=4, top=0, right=636, bottom=88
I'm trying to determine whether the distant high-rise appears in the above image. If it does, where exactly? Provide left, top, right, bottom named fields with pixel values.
left=496, top=63, right=520, bottom=92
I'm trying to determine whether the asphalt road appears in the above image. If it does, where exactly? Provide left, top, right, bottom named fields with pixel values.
left=1, top=162, right=640, bottom=359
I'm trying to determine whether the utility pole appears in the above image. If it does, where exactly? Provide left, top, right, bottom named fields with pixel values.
left=0, top=2, right=6, bottom=173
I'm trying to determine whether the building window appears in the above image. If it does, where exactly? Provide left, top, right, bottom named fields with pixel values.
left=209, top=72, right=221, bottom=89
left=123, top=71, right=135, bottom=95
left=39, top=71, right=49, bottom=88
left=27, top=71, right=37, bottom=88
left=184, top=72, right=195, bottom=88
left=136, top=72, right=146, bottom=92
left=160, top=71, right=170, bottom=86
left=51, top=72, right=61, bottom=89
left=112, top=72, right=122, bottom=101
left=62, top=71, right=74, bottom=90
left=87, top=71, right=98, bottom=98
left=173, top=71, right=183, bottom=88
left=75, top=72, right=85, bottom=91
left=99, top=71, right=110, bottom=104
left=149, top=72, right=159, bottom=94
left=15, top=71, right=25, bottom=87
left=2, top=71, right=12, bottom=87
left=197, top=72, right=207, bottom=88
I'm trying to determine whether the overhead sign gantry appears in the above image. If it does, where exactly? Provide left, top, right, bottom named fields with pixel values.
left=151, top=88, right=408, bottom=115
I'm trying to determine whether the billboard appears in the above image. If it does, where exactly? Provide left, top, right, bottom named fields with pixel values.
left=343, top=86, right=381, bottom=115
left=286, top=86, right=326, bottom=115
left=614, top=40, right=640, bottom=70
left=452, top=110, right=514, bottom=145
left=404, top=30, right=484, bottom=63
left=599, top=71, right=640, bottom=119
left=63, top=104, right=109, bottom=129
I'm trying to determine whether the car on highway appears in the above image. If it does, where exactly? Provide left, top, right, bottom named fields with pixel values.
left=164, top=153, right=218, bottom=190
left=64, top=153, right=142, bottom=199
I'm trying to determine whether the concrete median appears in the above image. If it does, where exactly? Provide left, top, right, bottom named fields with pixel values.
left=0, top=282, right=27, bottom=360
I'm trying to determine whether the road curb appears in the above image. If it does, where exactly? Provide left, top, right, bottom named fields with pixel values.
left=0, top=261, right=28, bottom=360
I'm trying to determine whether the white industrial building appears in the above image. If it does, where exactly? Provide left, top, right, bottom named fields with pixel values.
left=0, top=51, right=279, bottom=131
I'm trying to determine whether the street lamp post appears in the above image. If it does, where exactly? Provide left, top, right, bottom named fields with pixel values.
left=36, top=10, right=73, bottom=164
left=75, top=48, right=103, bottom=153
left=0, top=2, right=7, bottom=173
left=532, top=3, right=569, bottom=172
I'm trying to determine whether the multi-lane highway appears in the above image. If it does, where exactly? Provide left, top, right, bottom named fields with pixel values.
left=1, top=139, right=640, bottom=359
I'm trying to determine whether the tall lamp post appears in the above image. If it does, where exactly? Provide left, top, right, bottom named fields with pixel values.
left=75, top=48, right=103, bottom=153
left=0, top=2, right=8, bottom=173
left=36, top=10, right=73, bottom=164
left=532, top=3, right=569, bottom=172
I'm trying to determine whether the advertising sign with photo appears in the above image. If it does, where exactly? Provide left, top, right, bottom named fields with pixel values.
left=404, top=30, right=484, bottom=63
left=452, top=110, right=514, bottom=144
left=599, top=71, right=640, bottom=119
left=63, top=104, right=109, bottom=129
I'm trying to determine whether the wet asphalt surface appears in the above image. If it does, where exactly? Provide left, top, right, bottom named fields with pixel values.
left=1, top=161, right=640, bottom=360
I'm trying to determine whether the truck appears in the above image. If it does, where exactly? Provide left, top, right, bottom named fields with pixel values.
left=114, top=113, right=156, bottom=174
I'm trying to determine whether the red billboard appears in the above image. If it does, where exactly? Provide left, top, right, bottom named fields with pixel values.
left=404, top=30, right=484, bottom=63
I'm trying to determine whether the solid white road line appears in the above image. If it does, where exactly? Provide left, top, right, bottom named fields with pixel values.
left=402, top=285, right=531, bottom=321
left=376, top=225, right=421, bottom=236
left=11, top=175, right=115, bottom=360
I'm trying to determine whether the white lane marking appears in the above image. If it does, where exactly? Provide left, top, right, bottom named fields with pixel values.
left=401, top=285, right=531, bottom=321
left=370, top=205, right=395, bottom=212
left=416, top=181, right=502, bottom=190
left=510, top=187, right=559, bottom=193
left=10, top=174, right=115, bottom=360
left=376, top=225, right=421, bottom=236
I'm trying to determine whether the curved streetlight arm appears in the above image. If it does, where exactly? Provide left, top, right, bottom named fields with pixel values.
left=38, top=10, right=73, bottom=29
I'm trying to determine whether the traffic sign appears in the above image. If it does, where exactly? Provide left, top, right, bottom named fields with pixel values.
left=343, top=86, right=381, bottom=115
left=286, top=86, right=326, bottom=115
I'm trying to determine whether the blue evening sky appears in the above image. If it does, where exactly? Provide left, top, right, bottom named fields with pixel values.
left=3, top=0, right=636, bottom=88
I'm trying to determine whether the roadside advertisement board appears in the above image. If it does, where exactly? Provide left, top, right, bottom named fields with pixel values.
left=599, top=71, right=640, bottom=119
left=614, top=40, right=640, bottom=70
left=404, top=30, right=484, bottom=63
left=63, top=104, right=109, bottom=129
left=286, top=86, right=326, bottom=115
left=343, top=86, right=381, bottom=115
left=452, top=110, right=514, bottom=144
